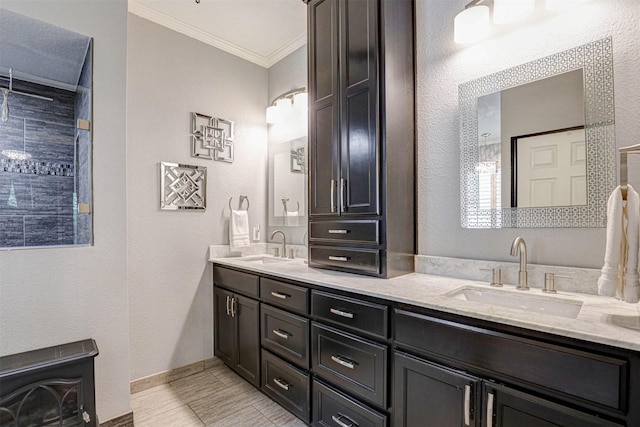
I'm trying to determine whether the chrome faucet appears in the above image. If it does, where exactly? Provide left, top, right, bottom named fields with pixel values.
left=510, top=236, right=529, bottom=290
left=270, top=230, right=287, bottom=258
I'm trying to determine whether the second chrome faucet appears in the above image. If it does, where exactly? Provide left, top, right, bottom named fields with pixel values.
left=510, top=236, right=529, bottom=290
left=270, top=230, right=287, bottom=258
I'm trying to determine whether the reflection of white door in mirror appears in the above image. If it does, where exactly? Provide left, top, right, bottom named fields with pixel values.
left=513, top=127, right=586, bottom=208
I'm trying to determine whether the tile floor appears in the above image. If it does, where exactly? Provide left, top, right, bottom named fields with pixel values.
left=131, top=358, right=307, bottom=427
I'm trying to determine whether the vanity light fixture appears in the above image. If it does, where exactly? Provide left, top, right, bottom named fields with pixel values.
left=454, top=1, right=491, bottom=44
left=493, top=0, right=535, bottom=25
left=545, top=0, right=587, bottom=11
left=266, top=87, right=307, bottom=125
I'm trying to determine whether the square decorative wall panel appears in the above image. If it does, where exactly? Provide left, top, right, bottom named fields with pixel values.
left=160, top=161, right=207, bottom=210
left=190, top=112, right=235, bottom=162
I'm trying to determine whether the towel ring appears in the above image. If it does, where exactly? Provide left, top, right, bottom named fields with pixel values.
left=229, top=195, right=249, bottom=211
left=282, top=198, right=300, bottom=213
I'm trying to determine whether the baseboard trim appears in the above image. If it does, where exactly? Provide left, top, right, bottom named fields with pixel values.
left=100, top=411, right=134, bottom=427
left=130, top=357, right=217, bottom=394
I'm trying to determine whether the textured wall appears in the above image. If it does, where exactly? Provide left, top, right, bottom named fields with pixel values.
left=126, top=14, right=269, bottom=381
left=0, top=0, right=130, bottom=423
left=417, top=0, right=640, bottom=269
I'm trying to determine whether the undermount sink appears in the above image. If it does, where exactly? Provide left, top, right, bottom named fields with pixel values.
left=446, top=286, right=583, bottom=319
left=237, top=255, right=291, bottom=265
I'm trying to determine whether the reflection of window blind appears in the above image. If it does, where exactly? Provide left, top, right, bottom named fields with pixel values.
left=475, top=162, right=502, bottom=227
left=478, top=173, right=501, bottom=210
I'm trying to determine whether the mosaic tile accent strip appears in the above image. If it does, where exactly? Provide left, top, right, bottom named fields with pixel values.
left=459, top=37, right=615, bottom=228
left=0, top=158, right=74, bottom=176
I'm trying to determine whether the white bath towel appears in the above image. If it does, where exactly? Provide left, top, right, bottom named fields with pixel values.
left=598, top=185, right=640, bottom=302
left=285, top=210, right=299, bottom=227
left=229, top=209, right=251, bottom=252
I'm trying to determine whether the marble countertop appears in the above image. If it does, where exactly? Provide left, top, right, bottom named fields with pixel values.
left=209, top=256, right=640, bottom=352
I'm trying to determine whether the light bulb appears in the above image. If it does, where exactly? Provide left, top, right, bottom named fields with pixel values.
left=493, top=0, right=535, bottom=24
left=546, top=0, right=587, bottom=11
left=266, top=105, right=278, bottom=124
left=454, top=5, right=490, bottom=44
left=276, top=97, right=293, bottom=121
left=293, top=92, right=308, bottom=115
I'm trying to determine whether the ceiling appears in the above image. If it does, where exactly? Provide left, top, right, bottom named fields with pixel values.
left=128, top=0, right=307, bottom=68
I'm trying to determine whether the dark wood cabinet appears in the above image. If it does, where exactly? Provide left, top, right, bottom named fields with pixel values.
left=212, top=264, right=640, bottom=426
left=307, top=0, right=415, bottom=278
left=484, top=383, right=624, bottom=427
left=394, top=351, right=480, bottom=427
left=393, top=307, right=634, bottom=427
left=213, top=285, right=260, bottom=388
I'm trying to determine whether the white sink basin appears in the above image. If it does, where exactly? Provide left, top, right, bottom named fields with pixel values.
left=446, top=286, right=583, bottom=319
left=237, top=255, right=291, bottom=265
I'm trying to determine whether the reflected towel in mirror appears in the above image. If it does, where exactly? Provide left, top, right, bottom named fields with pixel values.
left=285, top=210, right=299, bottom=227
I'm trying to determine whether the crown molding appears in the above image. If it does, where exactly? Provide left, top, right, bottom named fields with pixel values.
left=128, top=0, right=306, bottom=68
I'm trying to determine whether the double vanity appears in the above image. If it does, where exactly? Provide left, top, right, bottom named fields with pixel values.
left=210, top=254, right=640, bottom=426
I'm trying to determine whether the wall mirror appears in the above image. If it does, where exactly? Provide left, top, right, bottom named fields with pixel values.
left=268, top=136, right=307, bottom=228
left=460, top=37, right=616, bottom=228
left=0, top=9, right=93, bottom=248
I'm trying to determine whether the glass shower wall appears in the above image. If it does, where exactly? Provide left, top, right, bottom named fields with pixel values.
left=0, top=75, right=91, bottom=248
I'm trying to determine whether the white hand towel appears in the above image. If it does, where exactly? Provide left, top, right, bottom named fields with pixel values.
left=285, top=210, right=299, bottom=227
left=229, top=209, right=251, bottom=252
left=598, top=185, right=640, bottom=302
left=624, top=186, right=640, bottom=303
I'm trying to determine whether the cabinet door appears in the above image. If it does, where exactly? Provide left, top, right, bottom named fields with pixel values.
left=339, top=0, right=379, bottom=216
left=484, top=383, right=624, bottom=427
left=213, top=286, right=235, bottom=367
left=394, top=351, right=480, bottom=427
left=235, top=294, right=261, bottom=388
left=309, top=0, right=340, bottom=217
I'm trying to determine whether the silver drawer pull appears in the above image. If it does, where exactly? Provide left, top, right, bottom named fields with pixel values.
left=328, top=256, right=349, bottom=262
left=328, top=229, right=348, bottom=234
left=273, top=378, right=290, bottom=391
left=332, top=413, right=358, bottom=427
left=486, top=392, right=494, bottom=427
left=272, top=329, right=290, bottom=339
left=464, top=384, right=471, bottom=426
left=331, top=355, right=356, bottom=370
left=330, top=308, right=354, bottom=319
left=270, top=291, right=289, bottom=300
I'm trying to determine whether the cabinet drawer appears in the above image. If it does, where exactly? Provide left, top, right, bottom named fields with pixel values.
left=312, top=323, right=388, bottom=408
left=313, top=379, right=387, bottom=427
left=260, top=278, right=309, bottom=315
left=261, top=304, right=310, bottom=369
left=310, top=246, right=380, bottom=275
left=312, top=290, right=389, bottom=339
left=213, top=266, right=259, bottom=298
left=310, top=220, right=379, bottom=244
left=262, top=350, right=310, bottom=424
left=394, top=309, right=628, bottom=412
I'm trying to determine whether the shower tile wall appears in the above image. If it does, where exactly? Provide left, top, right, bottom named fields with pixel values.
left=0, top=79, right=77, bottom=248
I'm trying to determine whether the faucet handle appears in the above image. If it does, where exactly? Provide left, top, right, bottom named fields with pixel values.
left=273, top=247, right=280, bottom=258
left=543, top=273, right=572, bottom=294
left=480, top=268, right=503, bottom=287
